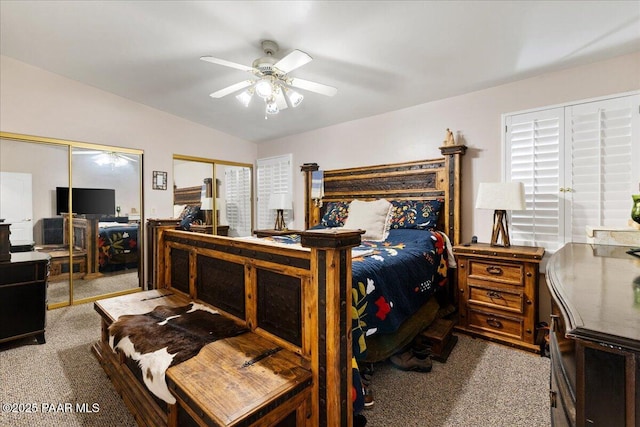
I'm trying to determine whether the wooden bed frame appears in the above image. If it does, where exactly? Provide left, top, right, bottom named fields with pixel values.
left=94, top=145, right=466, bottom=427
left=301, top=144, right=466, bottom=246
left=301, top=145, right=466, bottom=362
left=173, top=178, right=212, bottom=225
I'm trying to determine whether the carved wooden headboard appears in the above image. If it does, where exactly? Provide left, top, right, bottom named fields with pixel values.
left=302, top=145, right=466, bottom=245
left=174, top=179, right=211, bottom=206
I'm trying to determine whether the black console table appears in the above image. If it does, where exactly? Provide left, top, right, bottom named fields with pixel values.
left=546, top=243, right=640, bottom=426
left=0, top=251, right=50, bottom=344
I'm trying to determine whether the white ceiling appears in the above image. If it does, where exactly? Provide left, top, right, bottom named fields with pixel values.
left=1, top=1, right=639, bottom=143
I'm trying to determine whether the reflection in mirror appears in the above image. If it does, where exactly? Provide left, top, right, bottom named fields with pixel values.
left=0, top=133, right=143, bottom=308
left=67, top=147, right=142, bottom=302
left=0, top=138, right=70, bottom=305
left=173, top=157, right=252, bottom=237
left=217, top=164, right=252, bottom=237
left=173, top=159, right=214, bottom=233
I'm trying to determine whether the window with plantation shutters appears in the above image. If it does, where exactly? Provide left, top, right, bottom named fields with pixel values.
left=256, top=154, right=293, bottom=229
left=224, top=166, right=252, bottom=237
left=565, top=96, right=639, bottom=243
left=504, top=93, right=639, bottom=253
left=506, top=108, right=564, bottom=252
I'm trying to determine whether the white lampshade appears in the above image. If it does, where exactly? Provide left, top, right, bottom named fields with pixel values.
left=286, top=89, right=304, bottom=107
left=200, top=197, right=213, bottom=210
left=265, top=98, right=279, bottom=115
left=235, top=90, right=253, bottom=107
left=475, top=182, right=525, bottom=211
left=255, top=78, right=273, bottom=99
left=268, top=193, right=292, bottom=210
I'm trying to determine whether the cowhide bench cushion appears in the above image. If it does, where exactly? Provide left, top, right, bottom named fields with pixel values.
left=109, top=302, right=247, bottom=403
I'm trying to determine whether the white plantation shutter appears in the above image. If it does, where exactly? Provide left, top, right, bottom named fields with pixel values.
left=566, top=95, right=639, bottom=242
left=256, top=154, right=293, bottom=229
left=505, top=93, right=639, bottom=252
left=506, top=108, right=564, bottom=251
left=224, top=166, right=252, bottom=236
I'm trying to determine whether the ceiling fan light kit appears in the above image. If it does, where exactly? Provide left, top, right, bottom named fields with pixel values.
left=235, top=89, right=253, bottom=107
left=286, top=88, right=304, bottom=107
left=201, top=40, right=336, bottom=117
left=254, top=77, right=274, bottom=99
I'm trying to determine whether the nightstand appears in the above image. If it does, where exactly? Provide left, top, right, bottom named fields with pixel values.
left=253, top=229, right=302, bottom=238
left=190, top=224, right=230, bottom=236
left=453, top=243, right=544, bottom=353
left=189, top=224, right=213, bottom=234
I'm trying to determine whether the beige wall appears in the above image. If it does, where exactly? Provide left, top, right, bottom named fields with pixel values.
left=0, top=55, right=258, bottom=219
left=257, top=52, right=640, bottom=244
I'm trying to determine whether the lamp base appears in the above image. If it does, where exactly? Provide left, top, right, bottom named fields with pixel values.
left=490, top=210, right=511, bottom=247
left=274, top=209, right=286, bottom=231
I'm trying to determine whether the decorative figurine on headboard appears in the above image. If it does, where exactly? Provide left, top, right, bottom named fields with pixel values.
left=443, top=128, right=456, bottom=146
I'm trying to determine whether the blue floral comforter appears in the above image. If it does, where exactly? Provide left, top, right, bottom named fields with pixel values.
left=98, top=223, right=139, bottom=272
left=263, top=228, right=448, bottom=360
left=350, top=228, right=448, bottom=359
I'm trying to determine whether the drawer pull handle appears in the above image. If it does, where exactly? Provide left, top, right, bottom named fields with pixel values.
left=486, top=266, right=503, bottom=275
left=486, top=291, right=502, bottom=299
left=486, top=317, right=503, bottom=329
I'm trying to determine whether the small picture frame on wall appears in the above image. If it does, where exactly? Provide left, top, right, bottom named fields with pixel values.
left=153, top=171, right=167, bottom=190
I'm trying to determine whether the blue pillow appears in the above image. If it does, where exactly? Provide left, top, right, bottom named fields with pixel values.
left=179, top=206, right=201, bottom=230
left=320, top=201, right=350, bottom=227
left=388, top=200, right=443, bottom=229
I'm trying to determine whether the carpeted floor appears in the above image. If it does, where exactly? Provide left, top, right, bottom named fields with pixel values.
left=0, top=302, right=550, bottom=426
left=364, top=335, right=550, bottom=426
left=47, top=270, right=139, bottom=305
left=0, top=302, right=137, bottom=427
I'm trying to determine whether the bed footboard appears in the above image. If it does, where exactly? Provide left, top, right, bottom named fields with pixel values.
left=95, top=228, right=363, bottom=427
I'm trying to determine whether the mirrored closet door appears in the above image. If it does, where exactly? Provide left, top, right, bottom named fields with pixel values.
left=0, top=132, right=143, bottom=308
left=173, top=155, right=252, bottom=237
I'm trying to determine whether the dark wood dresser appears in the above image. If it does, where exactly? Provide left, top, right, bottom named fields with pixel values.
left=0, top=251, right=51, bottom=344
left=546, top=243, right=640, bottom=426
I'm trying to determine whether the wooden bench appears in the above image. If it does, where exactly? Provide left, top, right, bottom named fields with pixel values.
left=94, top=290, right=311, bottom=427
left=94, top=228, right=363, bottom=427
left=168, top=332, right=311, bottom=427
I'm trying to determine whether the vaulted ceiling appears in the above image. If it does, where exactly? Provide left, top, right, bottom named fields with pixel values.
left=1, top=1, right=639, bottom=142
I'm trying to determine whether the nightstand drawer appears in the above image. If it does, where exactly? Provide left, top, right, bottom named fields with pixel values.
left=468, top=284, right=523, bottom=314
left=467, top=259, right=524, bottom=286
left=467, top=308, right=523, bottom=341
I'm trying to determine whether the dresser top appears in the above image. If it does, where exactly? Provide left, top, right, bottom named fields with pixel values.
left=453, top=243, right=545, bottom=261
left=546, top=243, right=640, bottom=351
left=0, top=251, right=50, bottom=265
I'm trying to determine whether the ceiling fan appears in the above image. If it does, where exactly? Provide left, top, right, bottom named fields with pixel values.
left=201, top=40, right=337, bottom=115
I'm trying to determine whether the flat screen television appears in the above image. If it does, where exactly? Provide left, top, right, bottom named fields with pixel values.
left=56, top=187, right=116, bottom=216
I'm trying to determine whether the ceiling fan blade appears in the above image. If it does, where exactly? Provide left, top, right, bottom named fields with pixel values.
left=274, top=49, right=312, bottom=74
left=200, top=56, right=256, bottom=72
left=209, top=80, right=253, bottom=98
left=275, top=89, right=288, bottom=110
left=289, top=78, right=337, bottom=97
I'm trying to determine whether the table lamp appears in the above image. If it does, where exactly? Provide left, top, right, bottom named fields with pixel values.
left=200, top=196, right=213, bottom=226
left=475, top=182, right=525, bottom=247
left=268, top=193, right=292, bottom=231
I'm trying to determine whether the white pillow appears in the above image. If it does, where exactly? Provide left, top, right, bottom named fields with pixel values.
left=343, top=199, right=392, bottom=241
left=173, top=204, right=187, bottom=218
